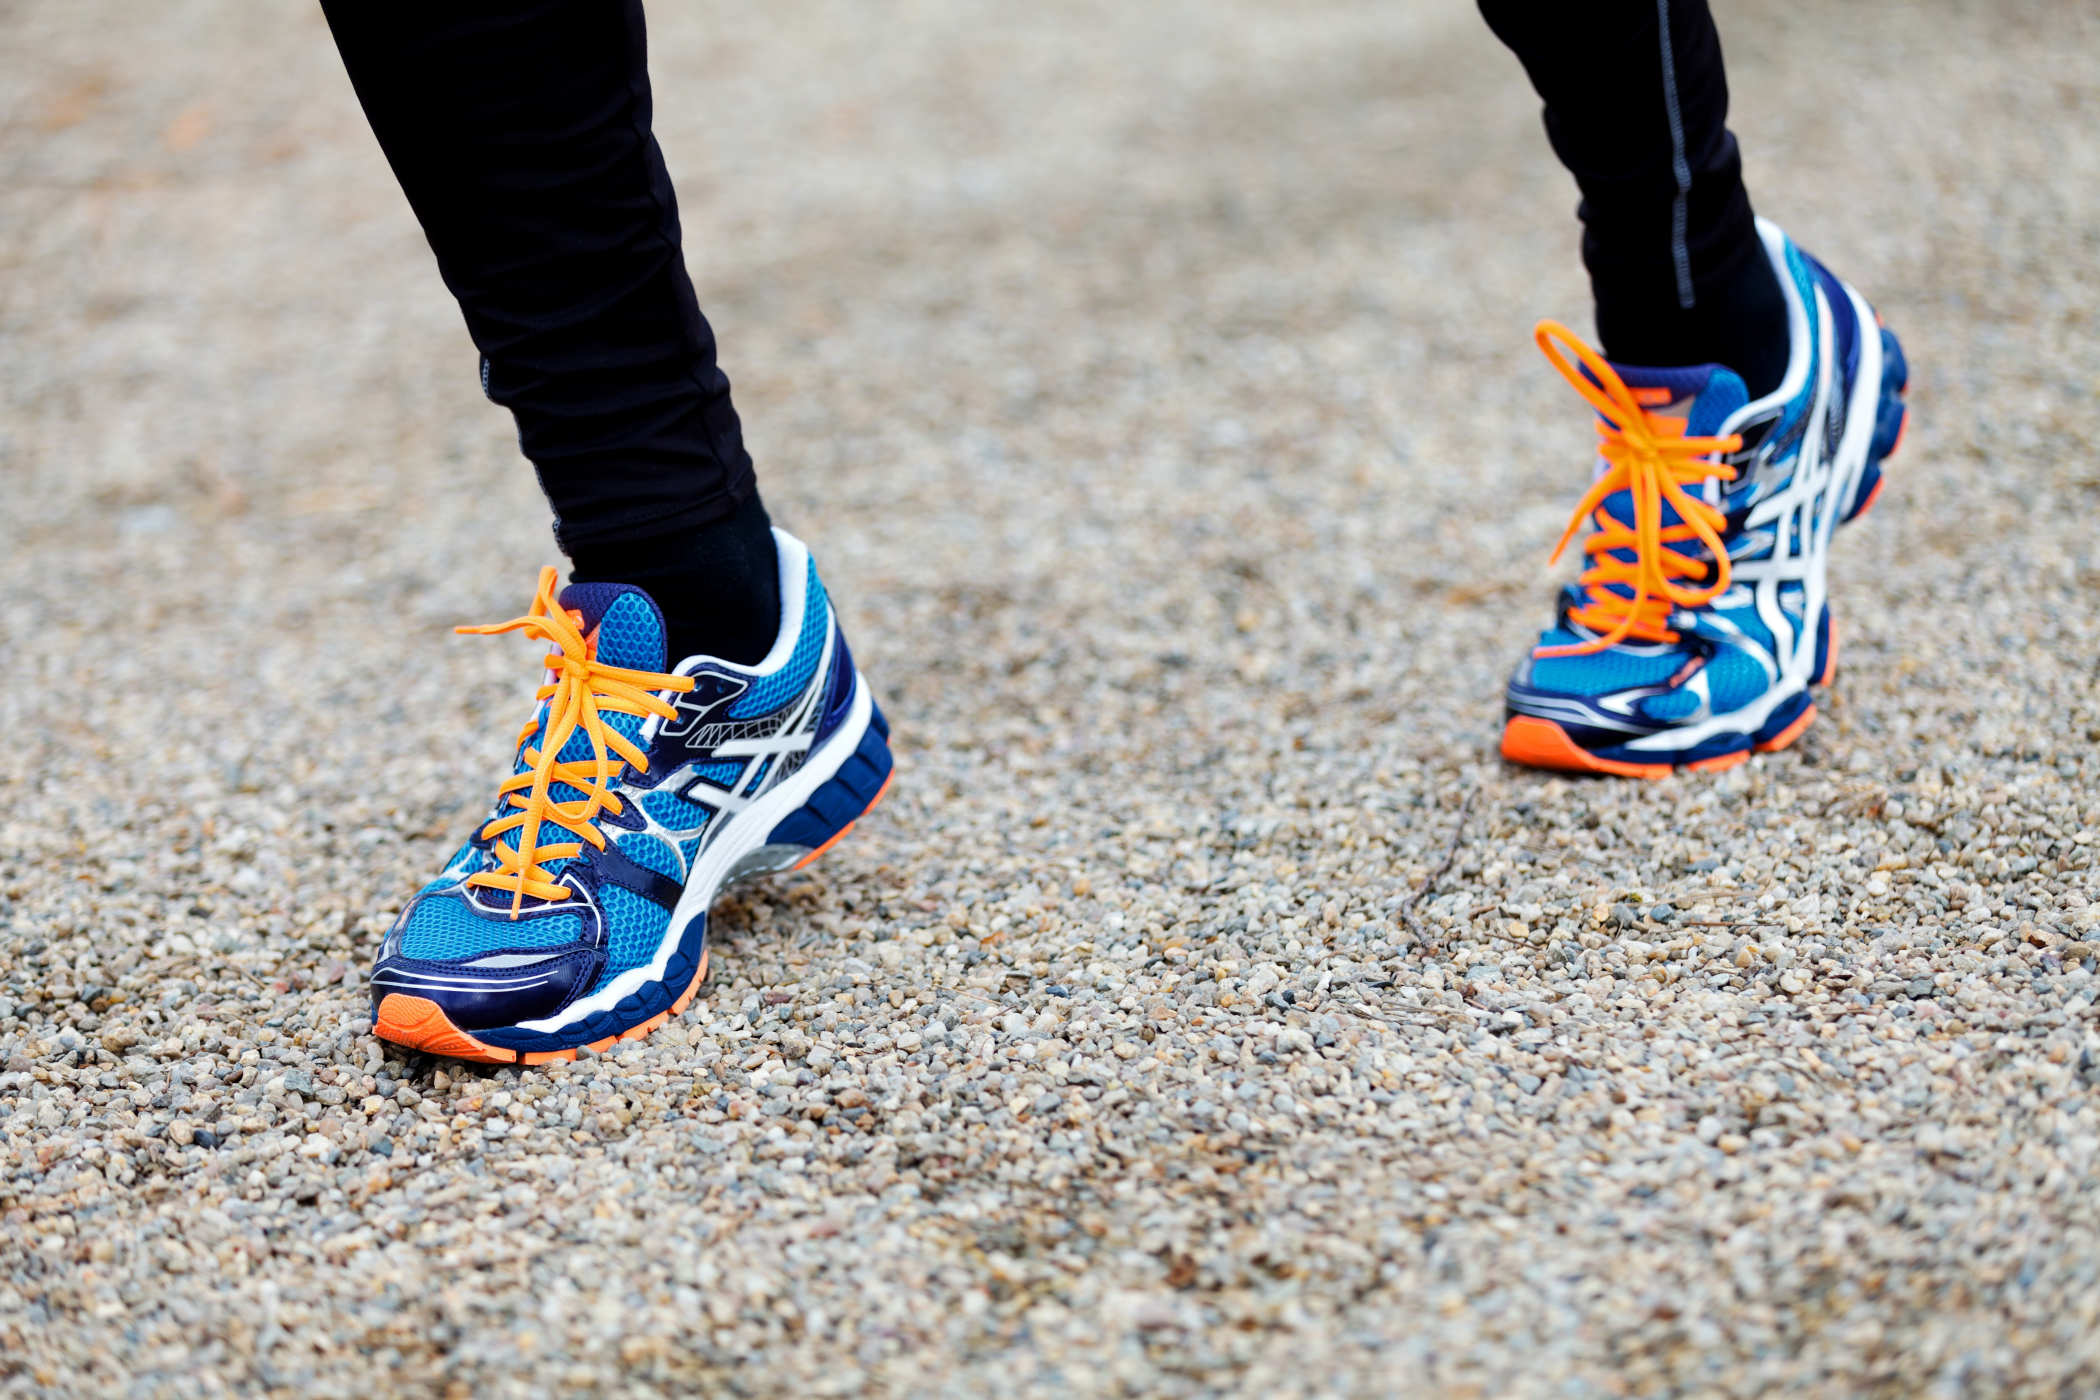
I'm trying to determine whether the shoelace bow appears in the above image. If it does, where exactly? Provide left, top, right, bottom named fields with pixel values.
left=455, top=567, right=695, bottom=915
left=1533, top=320, right=1745, bottom=659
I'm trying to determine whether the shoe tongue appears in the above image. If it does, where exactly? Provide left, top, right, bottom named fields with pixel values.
left=1569, top=361, right=1749, bottom=626
left=1591, top=358, right=1750, bottom=523
left=1604, top=359, right=1748, bottom=439
left=477, top=582, right=668, bottom=900
left=555, top=581, right=668, bottom=673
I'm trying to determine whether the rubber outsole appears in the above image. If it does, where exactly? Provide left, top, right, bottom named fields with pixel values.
left=1500, top=700, right=1819, bottom=779
left=373, top=948, right=712, bottom=1066
left=793, top=770, right=894, bottom=871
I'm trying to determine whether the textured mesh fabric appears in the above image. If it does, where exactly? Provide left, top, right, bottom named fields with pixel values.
left=1585, top=361, right=1749, bottom=577
left=1529, top=637, right=1685, bottom=695
left=491, top=586, right=670, bottom=885
left=399, top=582, right=686, bottom=969
left=399, top=897, right=585, bottom=961
left=391, top=549, right=851, bottom=980
left=584, top=591, right=668, bottom=673
left=1763, top=239, right=1820, bottom=452
left=596, top=883, right=671, bottom=980
left=688, top=761, right=743, bottom=790
left=1639, top=689, right=1703, bottom=721
left=731, top=559, right=828, bottom=717
left=641, top=786, right=714, bottom=832
left=1629, top=648, right=1774, bottom=722
left=617, top=832, right=681, bottom=878
left=1700, top=646, right=1777, bottom=713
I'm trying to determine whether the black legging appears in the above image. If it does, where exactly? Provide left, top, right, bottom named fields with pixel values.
left=1478, top=0, right=1769, bottom=375
left=321, top=0, right=753, bottom=555
left=322, top=1, right=1765, bottom=552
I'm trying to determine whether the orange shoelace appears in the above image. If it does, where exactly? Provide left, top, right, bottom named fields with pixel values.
left=455, top=567, right=695, bottom=915
left=1533, top=320, right=1745, bottom=659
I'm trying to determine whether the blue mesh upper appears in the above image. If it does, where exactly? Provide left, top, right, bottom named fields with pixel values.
left=399, top=896, right=585, bottom=962
left=731, top=559, right=829, bottom=717
left=618, top=832, right=682, bottom=879
left=392, top=581, right=687, bottom=970
left=595, top=882, right=671, bottom=981
left=641, top=786, right=715, bottom=833
left=1640, top=689, right=1703, bottom=721
left=590, top=591, right=667, bottom=672
left=1700, top=647, right=1775, bottom=713
left=487, top=587, right=670, bottom=886
left=1528, top=639, right=1685, bottom=696
left=1586, top=364, right=1747, bottom=571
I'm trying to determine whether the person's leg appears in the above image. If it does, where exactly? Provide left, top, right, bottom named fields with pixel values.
left=1483, top=0, right=1912, bottom=777
left=334, top=2, right=896, bottom=1064
left=320, top=0, right=779, bottom=663
left=1478, top=0, right=1788, bottom=396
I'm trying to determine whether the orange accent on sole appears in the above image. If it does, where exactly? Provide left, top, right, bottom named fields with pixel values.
left=792, top=770, right=896, bottom=871
left=375, top=947, right=719, bottom=1069
left=1755, top=703, right=1818, bottom=754
left=1501, top=715, right=1673, bottom=780
left=373, top=994, right=518, bottom=1064
left=1850, top=404, right=1903, bottom=523
left=1501, top=711, right=1827, bottom=779
left=1852, top=475, right=1888, bottom=522
left=620, top=1011, right=670, bottom=1042
left=1818, top=616, right=1841, bottom=687
left=671, top=949, right=712, bottom=1015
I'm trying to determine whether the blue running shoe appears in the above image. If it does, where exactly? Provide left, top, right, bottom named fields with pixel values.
left=371, top=530, right=893, bottom=1063
left=1502, top=218, right=1909, bottom=777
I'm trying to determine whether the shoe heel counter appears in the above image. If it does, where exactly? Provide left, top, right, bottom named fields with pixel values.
left=813, top=621, right=859, bottom=748
left=1807, top=257, right=1862, bottom=389
left=768, top=710, right=894, bottom=854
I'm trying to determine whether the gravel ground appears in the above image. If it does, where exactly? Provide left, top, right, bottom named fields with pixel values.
left=5, top=1, right=2100, bottom=1395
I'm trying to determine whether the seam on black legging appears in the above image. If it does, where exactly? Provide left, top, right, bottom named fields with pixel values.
left=1655, top=0, right=1697, bottom=310
left=617, top=13, right=756, bottom=521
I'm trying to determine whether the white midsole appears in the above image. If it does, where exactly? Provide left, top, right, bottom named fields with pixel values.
left=516, top=675, right=877, bottom=1032
left=1620, top=274, right=1884, bottom=754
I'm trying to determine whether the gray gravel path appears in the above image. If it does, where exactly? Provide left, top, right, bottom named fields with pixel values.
left=4, top=1, right=2099, bottom=1395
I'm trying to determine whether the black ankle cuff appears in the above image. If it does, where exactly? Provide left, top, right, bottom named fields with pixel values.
left=568, top=492, right=782, bottom=666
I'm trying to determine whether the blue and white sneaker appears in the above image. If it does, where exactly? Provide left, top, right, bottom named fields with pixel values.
left=1501, top=218, right=1909, bottom=777
left=370, top=530, right=893, bottom=1063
